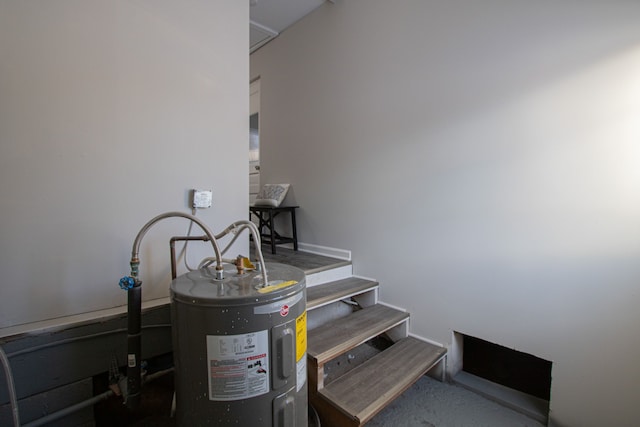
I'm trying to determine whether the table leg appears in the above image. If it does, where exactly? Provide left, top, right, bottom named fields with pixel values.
left=291, top=208, right=298, bottom=251
left=269, top=209, right=276, bottom=254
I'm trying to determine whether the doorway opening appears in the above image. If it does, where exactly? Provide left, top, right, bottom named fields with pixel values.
left=249, top=78, right=260, bottom=205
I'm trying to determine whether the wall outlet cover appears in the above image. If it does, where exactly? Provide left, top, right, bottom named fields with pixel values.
left=192, top=189, right=212, bottom=208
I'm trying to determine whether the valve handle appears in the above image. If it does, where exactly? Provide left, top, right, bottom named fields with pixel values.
left=119, top=276, right=135, bottom=290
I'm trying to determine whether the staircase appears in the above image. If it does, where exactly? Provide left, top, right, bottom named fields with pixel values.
left=305, top=267, right=447, bottom=426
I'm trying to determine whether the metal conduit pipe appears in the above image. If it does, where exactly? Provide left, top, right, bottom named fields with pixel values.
left=21, top=368, right=175, bottom=427
left=0, top=345, right=20, bottom=427
left=0, top=326, right=172, bottom=427
left=22, top=390, right=114, bottom=427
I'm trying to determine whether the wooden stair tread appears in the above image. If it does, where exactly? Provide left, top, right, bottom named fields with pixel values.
left=307, top=277, right=378, bottom=311
left=308, top=304, right=408, bottom=364
left=319, top=337, right=447, bottom=425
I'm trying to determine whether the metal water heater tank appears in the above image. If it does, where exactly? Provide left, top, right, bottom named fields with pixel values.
left=170, top=263, right=307, bottom=427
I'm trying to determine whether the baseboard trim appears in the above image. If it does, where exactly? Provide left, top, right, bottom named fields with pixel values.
left=377, top=300, right=407, bottom=312
left=453, top=371, right=549, bottom=424
left=297, top=242, right=351, bottom=261
left=408, top=332, right=445, bottom=348
left=0, top=297, right=171, bottom=340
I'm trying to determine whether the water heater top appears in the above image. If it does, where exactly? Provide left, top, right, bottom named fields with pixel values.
left=170, top=262, right=306, bottom=306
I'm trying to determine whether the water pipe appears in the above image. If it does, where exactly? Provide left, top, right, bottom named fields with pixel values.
left=197, top=220, right=268, bottom=282
left=128, top=211, right=224, bottom=281
left=169, top=235, right=210, bottom=280
left=119, top=212, right=268, bottom=410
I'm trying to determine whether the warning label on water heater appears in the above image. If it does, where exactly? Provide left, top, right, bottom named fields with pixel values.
left=296, top=311, right=307, bottom=392
left=206, top=331, right=270, bottom=401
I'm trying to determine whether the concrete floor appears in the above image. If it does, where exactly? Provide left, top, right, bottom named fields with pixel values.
left=99, top=371, right=545, bottom=426
left=365, top=375, right=545, bottom=427
left=94, top=325, right=546, bottom=426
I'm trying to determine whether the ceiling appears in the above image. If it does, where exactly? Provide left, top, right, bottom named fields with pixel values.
left=250, top=0, right=330, bottom=53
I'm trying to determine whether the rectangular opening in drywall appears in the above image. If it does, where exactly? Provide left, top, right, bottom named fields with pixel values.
left=463, top=334, right=552, bottom=400
left=453, top=332, right=552, bottom=424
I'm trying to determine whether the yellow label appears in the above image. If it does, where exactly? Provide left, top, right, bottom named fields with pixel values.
left=296, top=311, right=307, bottom=361
left=257, top=280, right=298, bottom=294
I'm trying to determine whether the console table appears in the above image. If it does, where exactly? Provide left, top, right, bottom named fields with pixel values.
left=249, top=205, right=299, bottom=254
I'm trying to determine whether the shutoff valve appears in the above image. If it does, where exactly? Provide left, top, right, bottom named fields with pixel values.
left=119, top=276, right=136, bottom=290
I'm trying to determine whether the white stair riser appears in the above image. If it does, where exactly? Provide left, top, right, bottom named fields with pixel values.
left=307, top=302, right=354, bottom=332
left=306, top=264, right=353, bottom=286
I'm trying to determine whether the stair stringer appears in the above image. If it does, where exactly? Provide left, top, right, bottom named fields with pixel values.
left=306, top=269, right=448, bottom=427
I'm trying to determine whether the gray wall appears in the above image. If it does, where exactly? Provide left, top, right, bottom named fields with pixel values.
left=0, top=0, right=249, bottom=328
left=250, top=1, right=640, bottom=426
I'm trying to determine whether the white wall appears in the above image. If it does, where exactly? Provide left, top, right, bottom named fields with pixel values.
left=0, top=0, right=248, bottom=328
left=251, top=1, right=640, bottom=426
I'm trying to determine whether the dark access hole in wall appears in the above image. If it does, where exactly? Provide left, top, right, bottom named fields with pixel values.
left=463, top=334, right=552, bottom=401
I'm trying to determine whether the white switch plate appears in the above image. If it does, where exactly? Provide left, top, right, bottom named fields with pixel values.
left=192, top=189, right=212, bottom=208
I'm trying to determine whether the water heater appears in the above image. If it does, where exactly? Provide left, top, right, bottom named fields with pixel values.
left=170, top=262, right=307, bottom=426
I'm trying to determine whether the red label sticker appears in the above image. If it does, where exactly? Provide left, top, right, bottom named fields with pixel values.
left=280, top=305, right=289, bottom=317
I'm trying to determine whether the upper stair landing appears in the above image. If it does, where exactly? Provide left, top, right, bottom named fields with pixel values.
left=253, top=243, right=352, bottom=285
